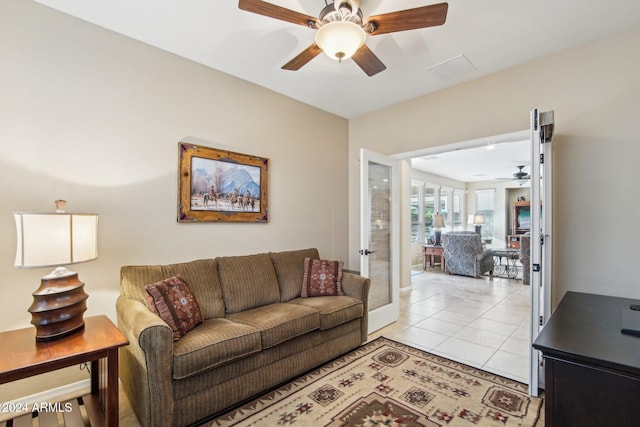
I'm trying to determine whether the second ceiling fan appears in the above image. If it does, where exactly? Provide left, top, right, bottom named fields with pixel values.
left=238, top=0, right=448, bottom=76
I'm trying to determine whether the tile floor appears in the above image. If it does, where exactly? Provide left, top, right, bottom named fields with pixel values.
left=370, top=268, right=531, bottom=384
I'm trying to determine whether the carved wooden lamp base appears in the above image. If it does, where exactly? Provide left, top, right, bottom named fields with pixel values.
left=28, top=267, right=89, bottom=341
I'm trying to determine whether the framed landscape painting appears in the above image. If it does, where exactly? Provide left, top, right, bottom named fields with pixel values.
left=178, top=143, right=269, bottom=223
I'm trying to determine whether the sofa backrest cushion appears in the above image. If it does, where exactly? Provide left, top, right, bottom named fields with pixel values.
left=120, top=259, right=225, bottom=319
left=442, top=231, right=483, bottom=255
left=217, top=253, right=280, bottom=314
left=161, top=259, right=225, bottom=319
left=270, top=248, right=320, bottom=301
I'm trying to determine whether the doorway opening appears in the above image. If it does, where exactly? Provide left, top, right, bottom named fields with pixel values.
left=384, top=130, right=533, bottom=383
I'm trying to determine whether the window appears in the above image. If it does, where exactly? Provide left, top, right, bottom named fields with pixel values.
left=452, top=189, right=464, bottom=230
left=410, top=181, right=421, bottom=244
left=424, top=184, right=436, bottom=241
left=409, top=180, right=466, bottom=268
left=439, top=187, right=450, bottom=225
left=475, top=189, right=495, bottom=241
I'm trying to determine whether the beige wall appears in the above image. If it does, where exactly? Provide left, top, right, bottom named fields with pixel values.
left=2, top=0, right=640, bottom=403
left=350, top=27, right=640, bottom=305
left=0, top=0, right=348, bottom=400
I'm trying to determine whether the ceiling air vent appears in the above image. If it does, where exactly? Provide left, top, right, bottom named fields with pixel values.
left=427, top=54, right=476, bottom=80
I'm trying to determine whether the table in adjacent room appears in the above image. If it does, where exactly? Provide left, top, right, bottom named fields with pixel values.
left=423, top=245, right=445, bottom=272
left=490, top=248, right=520, bottom=279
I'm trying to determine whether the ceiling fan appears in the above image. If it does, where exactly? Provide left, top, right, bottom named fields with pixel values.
left=496, top=166, right=531, bottom=186
left=238, top=0, right=449, bottom=76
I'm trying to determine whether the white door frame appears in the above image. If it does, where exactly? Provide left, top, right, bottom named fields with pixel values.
left=528, top=109, right=554, bottom=396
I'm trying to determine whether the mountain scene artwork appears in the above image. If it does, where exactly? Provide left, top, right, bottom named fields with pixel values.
left=190, top=156, right=261, bottom=212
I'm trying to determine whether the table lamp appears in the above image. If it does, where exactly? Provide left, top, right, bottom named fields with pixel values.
left=473, top=213, right=485, bottom=235
left=14, top=200, right=98, bottom=341
left=433, top=213, right=445, bottom=246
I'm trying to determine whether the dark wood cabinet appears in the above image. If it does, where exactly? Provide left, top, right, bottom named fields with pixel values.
left=533, top=292, right=640, bottom=426
left=511, top=201, right=530, bottom=235
left=507, top=234, right=521, bottom=249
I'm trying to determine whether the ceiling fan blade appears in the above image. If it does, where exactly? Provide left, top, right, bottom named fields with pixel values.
left=365, top=2, right=448, bottom=36
left=239, top=0, right=319, bottom=28
left=282, top=43, right=323, bottom=71
left=352, top=44, right=387, bottom=76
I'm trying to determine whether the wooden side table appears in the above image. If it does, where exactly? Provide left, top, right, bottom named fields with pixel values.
left=423, top=245, right=445, bottom=272
left=0, top=315, right=129, bottom=426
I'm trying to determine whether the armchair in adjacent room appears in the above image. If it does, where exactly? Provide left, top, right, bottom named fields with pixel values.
left=520, top=233, right=531, bottom=285
left=442, top=231, right=494, bottom=278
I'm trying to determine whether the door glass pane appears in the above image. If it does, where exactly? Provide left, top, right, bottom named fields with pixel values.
left=368, top=162, right=391, bottom=311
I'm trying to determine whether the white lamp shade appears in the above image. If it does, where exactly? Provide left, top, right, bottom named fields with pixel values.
left=434, top=213, right=445, bottom=228
left=473, top=214, right=485, bottom=225
left=315, top=21, right=366, bottom=61
left=14, top=212, right=98, bottom=268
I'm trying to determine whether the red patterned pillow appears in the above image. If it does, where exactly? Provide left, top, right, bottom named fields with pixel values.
left=145, top=275, right=203, bottom=341
left=301, top=257, right=344, bottom=298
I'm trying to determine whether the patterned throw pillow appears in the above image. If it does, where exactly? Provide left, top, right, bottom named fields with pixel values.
left=301, top=257, right=344, bottom=298
left=145, top=275, right=203, bottom=341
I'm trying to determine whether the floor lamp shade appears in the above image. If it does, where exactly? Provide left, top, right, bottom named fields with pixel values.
left=14, top=211, right=98, bottom=341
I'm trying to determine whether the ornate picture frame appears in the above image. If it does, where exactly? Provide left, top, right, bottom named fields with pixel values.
left=178, top=143, right=269, bottom=223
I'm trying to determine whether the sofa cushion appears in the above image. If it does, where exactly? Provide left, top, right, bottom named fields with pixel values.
left=161, top=259, right=225, bottom=319
left=145, top=275, right=203, bottom=341
left=217, top=253, right=280, bottom=314
left=121, top=259, right=224, bottom=319
left=287, top=296, right=363, bottom=330
left=270, top=248, right=320, bottom=302
left=228, top=303, right=319, bottom=349
left=172, top=318, right=261, bottom=380
left=301, top=257, right=344, bottom=297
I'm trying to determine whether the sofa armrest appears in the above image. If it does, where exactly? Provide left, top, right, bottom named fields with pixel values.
left=116, top=296, right=174, bottom=427
left=341, top=272, right=371, bottom=343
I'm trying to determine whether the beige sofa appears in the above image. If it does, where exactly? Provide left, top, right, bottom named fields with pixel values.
left=116, top=248, right=370, bottom=427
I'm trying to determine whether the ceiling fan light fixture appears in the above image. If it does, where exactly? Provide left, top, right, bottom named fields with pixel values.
left=315, top=21, right=366, bottom=62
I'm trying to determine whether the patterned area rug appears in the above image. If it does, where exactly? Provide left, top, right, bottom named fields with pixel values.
left=205, top=337, right=544, bottom=426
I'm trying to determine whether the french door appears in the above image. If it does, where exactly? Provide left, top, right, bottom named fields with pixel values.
left=359, top=149, right=400, bottom=334
left=529, top=109, right=554, bottom=395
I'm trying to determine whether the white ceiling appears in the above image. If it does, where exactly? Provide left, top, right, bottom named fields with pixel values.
left=33, top=0, right=640, bottom=119
left=411, top=139, right=531, bottom=184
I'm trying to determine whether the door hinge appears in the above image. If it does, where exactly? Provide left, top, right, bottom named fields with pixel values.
left=540, top=235, right=544, bottom=245
left=540, top=153, right=544, bottom=164
left=539, top=315, right=544, bottom=326
left=532, top=263, right=541, bottom=272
